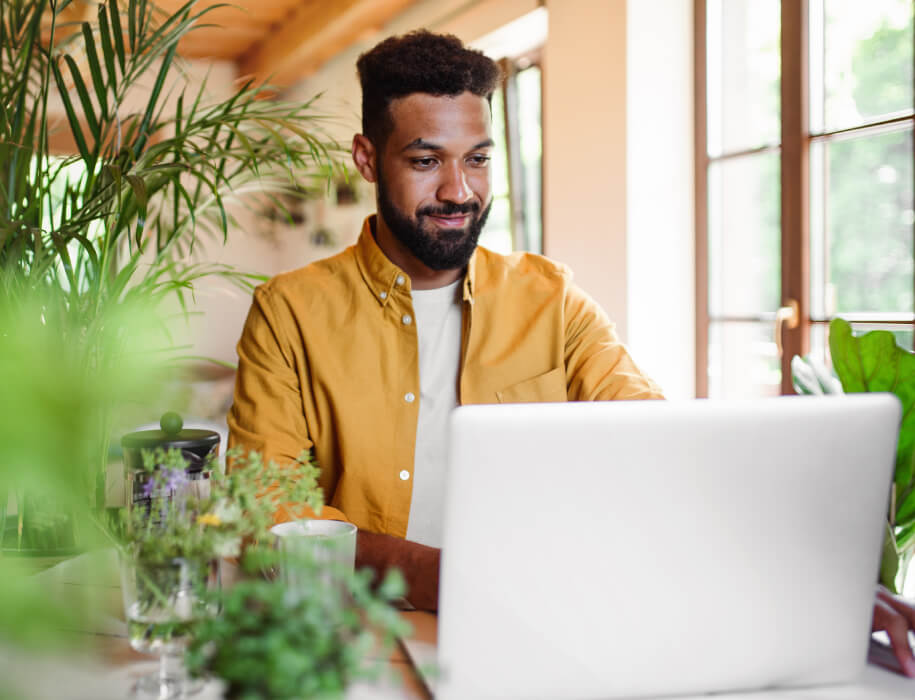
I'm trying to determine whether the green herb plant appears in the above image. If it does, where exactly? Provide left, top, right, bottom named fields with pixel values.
left=117, top=446, right=410, bottom=699
left=118, top=447, right=324, bottom=564
left=186, top=549, right=409, bottom=700
left=792, top=317, right=915, bottom=592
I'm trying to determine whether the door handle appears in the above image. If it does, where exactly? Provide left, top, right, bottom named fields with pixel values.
left=775, top=299, right=800, bottom=358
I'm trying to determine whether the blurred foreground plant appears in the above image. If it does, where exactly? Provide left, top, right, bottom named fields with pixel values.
left=0, top=287, right=168, bottom=647
left=186, top=549, right=408, bottom=700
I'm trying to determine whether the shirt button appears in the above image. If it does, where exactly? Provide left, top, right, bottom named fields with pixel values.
left=404, top=392, right=415, bottom=403
left=402, top=314, right=412, bottom=325
left=379, top=291, right=387, bottom=300
left=399, top=470, right=410, bottom=481
left=395, top=275, right=405, bottom=286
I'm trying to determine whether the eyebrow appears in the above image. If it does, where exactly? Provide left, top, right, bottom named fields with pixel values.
left=401, top=138, right=495, bottom=152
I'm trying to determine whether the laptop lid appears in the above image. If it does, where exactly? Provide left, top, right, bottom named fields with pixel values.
left=437, top=395, right=900, bottom=700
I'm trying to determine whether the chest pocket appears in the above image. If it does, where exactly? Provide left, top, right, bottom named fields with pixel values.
left=496, top=367, right=568, bottom=404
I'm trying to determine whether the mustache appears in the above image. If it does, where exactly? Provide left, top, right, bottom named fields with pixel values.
left=417, top=201, right=480, bottom=217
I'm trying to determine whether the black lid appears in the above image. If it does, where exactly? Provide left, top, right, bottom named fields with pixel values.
left=121, top=429, right=220, bottom=451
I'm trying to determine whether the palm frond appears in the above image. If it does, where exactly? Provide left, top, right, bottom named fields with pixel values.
left=1, top=0, right=345, bottom=508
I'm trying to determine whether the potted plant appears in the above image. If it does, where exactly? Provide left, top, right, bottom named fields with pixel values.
left=792, top=317, right=915, bottom=592
left=0, top=0, right=342, bottom=553
left=114, top=443, right=326, bottom=696
left=114, top=442, right=407, bottom=699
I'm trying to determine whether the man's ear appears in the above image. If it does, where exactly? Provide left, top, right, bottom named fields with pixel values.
left=351, top=134, right=378, bottom=183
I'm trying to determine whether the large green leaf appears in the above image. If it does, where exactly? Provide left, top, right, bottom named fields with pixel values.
left=829, top=317, right=915, bottom=502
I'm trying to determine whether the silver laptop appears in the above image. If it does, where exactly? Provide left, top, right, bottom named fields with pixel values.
left=434, top=395, right=900, bottom=700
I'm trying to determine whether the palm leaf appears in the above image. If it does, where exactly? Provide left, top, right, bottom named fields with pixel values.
left=79, top=20, right=108, bottom=117
left=50, top=60, right=91, bottom=163
left=61, top=54, right=100, bottom=142
left=107, top=0, right=126, bottom=72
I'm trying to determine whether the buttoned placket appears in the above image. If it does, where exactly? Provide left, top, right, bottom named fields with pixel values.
left=345, top=219, right=489, bottom=536
left=378, top=268, right=420, bottom=518
left=360, top=239, right=479, bottom=533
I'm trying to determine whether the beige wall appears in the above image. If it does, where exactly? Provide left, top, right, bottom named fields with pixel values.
left=542, top=0, right=630, bottom=341
left=542, top=1, right=695, bottom=399
left=626, top=0, right=695, bottom=399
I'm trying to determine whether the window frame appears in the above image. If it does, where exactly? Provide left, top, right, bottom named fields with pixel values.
left=694, top=0, right=915, bottom=398
left=497, top=50, right=543, bottom=254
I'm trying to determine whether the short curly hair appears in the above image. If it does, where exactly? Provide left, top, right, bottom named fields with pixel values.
left=356, top=30, right=502, bottom=149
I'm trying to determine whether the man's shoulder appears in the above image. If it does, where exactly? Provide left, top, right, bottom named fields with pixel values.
left=256, top=245, right=359, bottom=301
left=473, top=246, right=573, bottom=289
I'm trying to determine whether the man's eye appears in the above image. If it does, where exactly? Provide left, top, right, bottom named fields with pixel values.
left=468, top=155, right=491, bottom=167
left=412, top=157, right=438, bottom=169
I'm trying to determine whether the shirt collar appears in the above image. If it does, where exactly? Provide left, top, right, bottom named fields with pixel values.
left=354, top=214, right=477, bottom=306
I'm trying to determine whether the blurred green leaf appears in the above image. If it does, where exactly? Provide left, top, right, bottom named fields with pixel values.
left=829, top=318, right=915, bottom=497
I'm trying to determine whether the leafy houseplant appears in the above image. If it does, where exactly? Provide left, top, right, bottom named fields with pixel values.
left=117, top=445, right=408, bottom=699
left=0, top=0, right=342, bottom=546
left=792, top=317, right=915, bottom=592
left=185, top=554, right=408, bottom=700
left=116, top=445, right=326, bottom=694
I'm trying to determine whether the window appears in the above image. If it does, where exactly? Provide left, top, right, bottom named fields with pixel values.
left=696, top=0, right=914, bottom=397
left=481, top=54, right=543, bottom=255
left=471, top=7, right=546, bottom=256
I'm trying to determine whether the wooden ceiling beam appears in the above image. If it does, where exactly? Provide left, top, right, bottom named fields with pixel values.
left=237, top=0, right=417, bottom=89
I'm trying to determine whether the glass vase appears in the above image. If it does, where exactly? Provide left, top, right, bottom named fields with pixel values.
left=119, top=553, right=217, bottom=699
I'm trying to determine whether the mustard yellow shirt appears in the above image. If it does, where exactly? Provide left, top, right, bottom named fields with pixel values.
left=228, top=215, right=663, bottom=536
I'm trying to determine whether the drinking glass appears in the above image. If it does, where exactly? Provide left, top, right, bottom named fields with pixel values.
left=269, top=520, right=357, bottom=603
left=119, top=554, right=216, bottom=699
left=271, top=519, right=356, bottom=570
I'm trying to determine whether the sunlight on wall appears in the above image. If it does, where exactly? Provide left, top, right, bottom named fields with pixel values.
left=626, top=0, right=696, bottom=399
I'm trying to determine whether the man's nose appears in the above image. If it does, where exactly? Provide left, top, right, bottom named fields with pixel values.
left=437, top=163, right=473, bottom=204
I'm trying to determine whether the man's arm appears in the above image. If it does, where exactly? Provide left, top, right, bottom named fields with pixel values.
left=356, top=530, right=440, bottom=611
left=563, top=283, right=664, bottom=401
left=229, top=285, right=346, bottom=523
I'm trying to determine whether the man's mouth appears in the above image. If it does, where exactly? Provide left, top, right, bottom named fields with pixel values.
left=426, top=213, right=471, bottom=228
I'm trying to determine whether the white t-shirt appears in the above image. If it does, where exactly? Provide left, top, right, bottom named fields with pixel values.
left=405, top=279, right=462, bottom=548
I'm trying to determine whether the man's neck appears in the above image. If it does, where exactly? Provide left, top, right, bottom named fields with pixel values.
left=372, top=215, right=464, bottom=290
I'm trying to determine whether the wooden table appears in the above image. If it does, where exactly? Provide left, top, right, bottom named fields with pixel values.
left=9, top=549, right=431, bottom=699
left=11, top=549, right=915, bottom=700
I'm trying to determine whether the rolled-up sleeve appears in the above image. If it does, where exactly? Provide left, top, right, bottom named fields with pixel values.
left=563, top=283, right=665, bottom=401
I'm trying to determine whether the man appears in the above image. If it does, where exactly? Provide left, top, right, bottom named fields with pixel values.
left=228, top=31, right=915, bottom=674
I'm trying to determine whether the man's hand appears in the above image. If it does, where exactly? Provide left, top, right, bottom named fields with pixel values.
left=356, top=530, right=440, bottom=611
left=873, top=585, right=915, bottom=677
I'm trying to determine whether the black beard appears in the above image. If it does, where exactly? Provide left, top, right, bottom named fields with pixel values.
left=377, top=173, right=492, bottom=271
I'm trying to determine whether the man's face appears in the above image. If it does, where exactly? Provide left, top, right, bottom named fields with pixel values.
left=374, top=92, right=493, bottom=271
